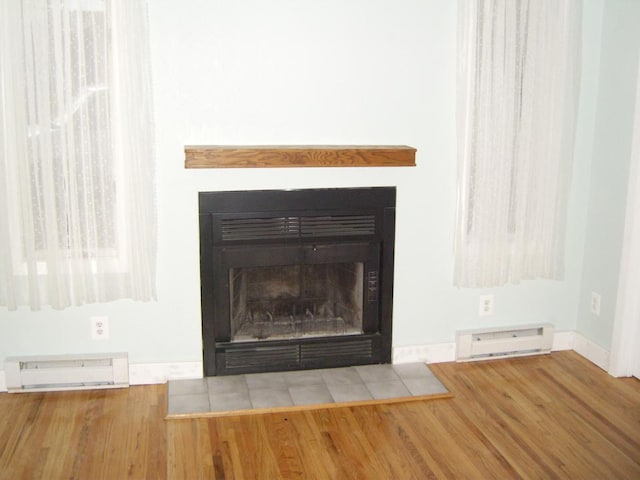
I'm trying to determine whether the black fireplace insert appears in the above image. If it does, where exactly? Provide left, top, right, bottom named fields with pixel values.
left=199, top=187, right=396, bottom=375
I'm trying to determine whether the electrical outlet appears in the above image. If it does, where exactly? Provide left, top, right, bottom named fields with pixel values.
left=479, top=294, right=494, bottom=316
left=590, top=292, right=601, bottom=316
left=91, top=316, right=110, bottom=340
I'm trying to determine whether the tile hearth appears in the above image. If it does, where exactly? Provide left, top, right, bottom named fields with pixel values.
left=166, top=363, right=449, bottom=418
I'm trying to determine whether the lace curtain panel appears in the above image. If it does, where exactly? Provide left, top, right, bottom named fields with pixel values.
left=454, top=0, right=582, bottom=288
left=0, top=0, right=156, bottom=310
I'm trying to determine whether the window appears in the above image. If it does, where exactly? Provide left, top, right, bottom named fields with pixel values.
left=0, top=0, right=156, bottom=309
left=454, top=0, right=582, bottom=287
left=26, top=1, right=117, bottom=258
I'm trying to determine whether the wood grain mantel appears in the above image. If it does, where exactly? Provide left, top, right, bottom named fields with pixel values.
left=184, top=145, right=416, bottom=168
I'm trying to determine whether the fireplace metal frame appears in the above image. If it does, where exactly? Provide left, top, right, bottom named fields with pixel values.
left=199, top=187, right=396, bottom=376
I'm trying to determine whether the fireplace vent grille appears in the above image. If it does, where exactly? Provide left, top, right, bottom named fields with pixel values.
left=221, top=217, right=300, bottom=241
left=224, top=345, right=299, bottom=369
left=301, top=339, right=374, bottom=361
left=221, top=215, right=375, bottom=242
left=300, top=215, right=375, bottom=237
left=221, top=337, right=377, bottom=372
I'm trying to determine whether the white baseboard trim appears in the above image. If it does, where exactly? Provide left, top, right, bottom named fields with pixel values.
left=391, top=332, right=576, bottom=363
left=551, top=330, right=575, bottom=351
left=128, top=362, right=202, bottom=385
left=0, top=362, right=203, bottom=392
left=0, top=332, right=609, bottom=391
left=392, top=342, right=456, bottom=364
left=393, top=330, right=583, bottom=365
left=573, top=332, right=610, bottom=371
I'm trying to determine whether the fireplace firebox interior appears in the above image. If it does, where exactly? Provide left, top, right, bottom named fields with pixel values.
left=199, top=187, right=396, bottom=376
left=229, top=262, right=364, bottom=342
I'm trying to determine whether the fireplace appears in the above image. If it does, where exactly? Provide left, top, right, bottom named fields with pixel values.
left=199, top=187, right=395, bottom=375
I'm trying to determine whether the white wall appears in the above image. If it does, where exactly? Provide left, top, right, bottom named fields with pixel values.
left=0, top=1, right=620, bottom=374
left=577, top=0, right=640, bottom=351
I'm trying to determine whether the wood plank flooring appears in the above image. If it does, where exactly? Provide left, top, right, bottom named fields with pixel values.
left=1, top=350, right=639, bottom=479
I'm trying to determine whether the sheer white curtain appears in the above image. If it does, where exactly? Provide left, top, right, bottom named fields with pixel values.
left=0, top=0, right=156, bottom=310
left=454, top=0, right=582, bottom=287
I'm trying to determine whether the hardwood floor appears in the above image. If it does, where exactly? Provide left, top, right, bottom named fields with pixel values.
left=1, top=351, right=639, bottom=479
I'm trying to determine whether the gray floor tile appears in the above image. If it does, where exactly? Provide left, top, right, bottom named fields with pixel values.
left=166, top=363, right=448, bottom=416
left=209, top=390, right=253, bottom=412
left=365, top=380, right=411, bottom=400
left=289, top=384, right=334, bottom=406
left=245, top=371, right=287, bottom=389
left=168, top=393, right=210, bottom=415
left=355, top=364, right=401, bottom=383
left=402, top=377, right=448, bottom=396
left=249, top=387, right=294, bottom=409
left=282, top=369, right=326, bottom=386
left=168, top=378, right=209, bottom=396
left=207, top=375, right=249, bottom=394
left=392, top=362, right=433, bottom=379
left=327, top=382, right=373, bottom=403
left=321, top=367, right=363, bottom=385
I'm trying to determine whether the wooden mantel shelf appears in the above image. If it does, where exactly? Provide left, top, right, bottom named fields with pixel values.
left=184, top=145, right=416, bottom=168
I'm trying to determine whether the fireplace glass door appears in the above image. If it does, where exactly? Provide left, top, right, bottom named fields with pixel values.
left=214, top=241, right=380, bottom=345
left=229, top=262, right=364, bottom=342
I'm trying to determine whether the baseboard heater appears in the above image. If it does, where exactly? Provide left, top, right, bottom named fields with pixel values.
left=4, top=352, right=129, bottom=393
left=456, top=323, right=554, bottom=362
